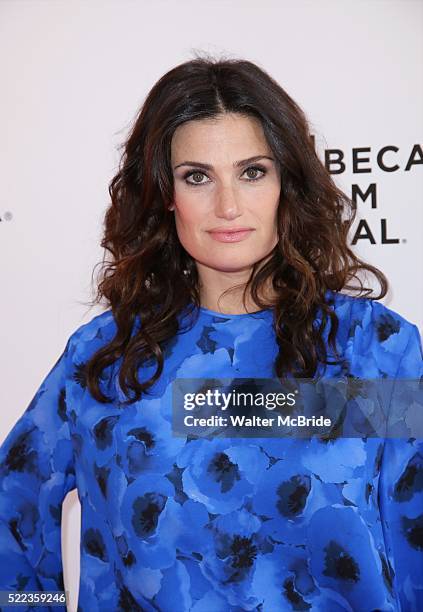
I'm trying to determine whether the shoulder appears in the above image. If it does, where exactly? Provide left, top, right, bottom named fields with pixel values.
left=327, top=290, right=422, bottom=377
left=65, top=309, right=117, bottom=363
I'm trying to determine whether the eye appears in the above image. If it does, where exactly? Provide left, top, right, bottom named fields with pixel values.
left=242, top=165, right=267, bottom=181
left=184, top=170, right=210, bottom=186
left=183, top=165, right=267, bottom=187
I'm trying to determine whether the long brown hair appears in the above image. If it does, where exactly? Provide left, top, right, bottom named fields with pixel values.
left=84, top=53, right=388, bottom=404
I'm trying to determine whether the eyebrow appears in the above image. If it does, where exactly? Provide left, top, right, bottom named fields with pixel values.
left=173, top=155, right=275, bottom=171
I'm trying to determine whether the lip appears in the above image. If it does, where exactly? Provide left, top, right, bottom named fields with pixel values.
left=207, top=228, right=255, bottom=243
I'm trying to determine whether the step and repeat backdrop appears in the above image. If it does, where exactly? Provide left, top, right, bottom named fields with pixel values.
left=1, top=1, right=422, bottom=610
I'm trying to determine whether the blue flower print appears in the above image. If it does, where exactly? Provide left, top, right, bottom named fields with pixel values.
left=0, top=291, right=422, bottom=610
left=177, top=439, right=269, bottom=514
left=251, top=543, right=357, bottom=611
left=114, top=401, right=186, bottom=479
left=307, top=505, right=393, bottom=610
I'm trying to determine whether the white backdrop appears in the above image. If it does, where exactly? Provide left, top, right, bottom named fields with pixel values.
left=1, top=1, right=422, bottom=610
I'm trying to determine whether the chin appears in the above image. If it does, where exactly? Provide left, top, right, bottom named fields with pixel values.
left=206, top=258, right=259, bottom=273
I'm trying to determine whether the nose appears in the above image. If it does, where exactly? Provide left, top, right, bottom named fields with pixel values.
left=214, top=183, right=243, bottom=220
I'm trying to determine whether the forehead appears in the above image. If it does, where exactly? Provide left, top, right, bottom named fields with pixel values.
left=171, top=113, right=270, bottom=160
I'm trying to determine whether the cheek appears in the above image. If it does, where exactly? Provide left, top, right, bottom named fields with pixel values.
left=261, top=201, right=279, bottom=230
left=174, top=201, right=196, bottom=222
left=173, top=202, right=203, bottom=242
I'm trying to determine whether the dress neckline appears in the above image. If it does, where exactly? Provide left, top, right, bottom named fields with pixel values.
left=197, top=305, right=273, bottom=318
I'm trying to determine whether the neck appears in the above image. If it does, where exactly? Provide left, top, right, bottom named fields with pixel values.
left=197, top=266, right=276, bottom=315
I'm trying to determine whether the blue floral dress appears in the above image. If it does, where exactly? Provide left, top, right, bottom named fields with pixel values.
left=0, top=290, right=422, bottom=611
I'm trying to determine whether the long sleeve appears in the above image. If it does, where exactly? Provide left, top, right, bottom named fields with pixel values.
left=0, top=338, right=76, bottom=611
left=378, top=323, right=423, bottom=611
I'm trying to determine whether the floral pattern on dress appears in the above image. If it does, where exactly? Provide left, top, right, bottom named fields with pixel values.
left=0, top=290, right=422, bottom=611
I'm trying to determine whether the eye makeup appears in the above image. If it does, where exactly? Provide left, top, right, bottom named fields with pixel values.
left=182, top=164, right=268, bottom=187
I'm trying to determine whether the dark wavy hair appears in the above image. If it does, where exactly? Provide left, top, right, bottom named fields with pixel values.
left=84, top=53, right=388, bottom=404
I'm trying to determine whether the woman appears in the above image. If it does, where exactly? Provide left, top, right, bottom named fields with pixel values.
left=0, top=56, right=422, bottom=611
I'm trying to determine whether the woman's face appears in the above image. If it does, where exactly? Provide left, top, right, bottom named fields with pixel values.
left=170, top=113, right=281, bottom=275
